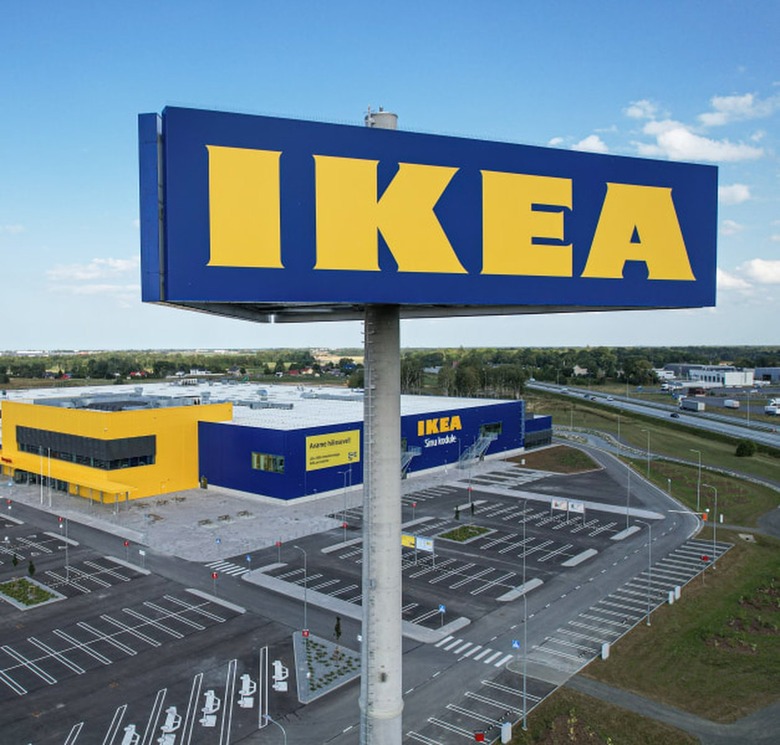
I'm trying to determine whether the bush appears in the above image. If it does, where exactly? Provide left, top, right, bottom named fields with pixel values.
left=735, top=439, right=757, bottom=457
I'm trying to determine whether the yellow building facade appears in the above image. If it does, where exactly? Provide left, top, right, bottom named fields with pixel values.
left=0, top=400, right=232, bottom=504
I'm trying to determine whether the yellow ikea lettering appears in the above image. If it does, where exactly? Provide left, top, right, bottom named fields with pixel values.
left=417, top=416, right=463, bottom=437
left=482, top=171, right=573, bottom=276
left=581, top=183, right=695, bottom=280
left=206, top=145, right=283, bottom=268
left=204, top=146, right=695, bottom=281
left=313, top=155, right=466, bottom=273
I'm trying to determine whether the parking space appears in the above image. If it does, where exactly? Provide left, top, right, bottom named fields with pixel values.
left=527, top=537, right=733, bottom=675
left=405, top=668, right=555, bottom=745
left=0, top=591, right=239, bottom=699
left=255, top=482, right=638, bottom=631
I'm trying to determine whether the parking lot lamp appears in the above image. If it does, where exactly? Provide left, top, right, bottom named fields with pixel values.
left=294, top=545, right=308, bottom=634
left=703, top=484, right=718, bottom=566
left=690, top=449, right=702, bottom=512
left=522, top=499, right=528, bottom=731
left=640, top=428, right=650, bottom=477
left=635, top=519, right=653, bottom=625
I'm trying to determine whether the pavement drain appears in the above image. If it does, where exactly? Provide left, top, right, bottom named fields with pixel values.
left=292, top=631, right=360, bottom=703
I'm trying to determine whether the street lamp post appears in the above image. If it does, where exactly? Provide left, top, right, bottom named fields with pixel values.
left=640, top=428, right=650, bottom=477
left=522, top=498, right=528, bottom=731
left=635, top=519, right=653, bottom=625
left=625, top=464, right=631, bottom=530
left=746, top=390, right=752, bottom=428
left=264, top=714, right=287, bottom=745
left=294, top=545, right=308, bottom=633
left=703, top=484, right=718, bottom=567
left=690, top=449, right=702, bottom=513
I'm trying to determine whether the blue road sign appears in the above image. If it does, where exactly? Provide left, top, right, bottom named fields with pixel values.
left=439, top=604, right=446, bottom=614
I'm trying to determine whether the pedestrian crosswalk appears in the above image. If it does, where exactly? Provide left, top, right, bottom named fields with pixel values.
left=434, top=635, right=514, bottom=668
left=205, top=559, right=249, bottom=577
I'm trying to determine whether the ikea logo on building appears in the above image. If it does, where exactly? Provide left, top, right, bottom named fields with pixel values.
left=417, top=416, right=462, bottom=437
left=206, top=147, right=696, bottom=281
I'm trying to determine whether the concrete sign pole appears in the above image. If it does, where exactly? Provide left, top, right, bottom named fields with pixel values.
left=359, top=304, right=403, bottom=743
left=359, top=109, right=403, bottom=745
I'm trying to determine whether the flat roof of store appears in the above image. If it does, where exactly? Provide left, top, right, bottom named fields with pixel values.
left=2, top=381, right=514, bottom=432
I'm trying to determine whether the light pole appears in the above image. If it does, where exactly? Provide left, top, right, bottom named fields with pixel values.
left=294, top=545, right=308, bottom=633
left=522, top=498, right=528, bottom=731
left=703, top=484, right=718, bottom=567
left=746, top=390, right=751, bottom=428
left=635, top=519, right=653, bottom=625
left=690, top=449, right=702, bottom=513
left=625, top=463, right=631, bottom=530
left=264, top=714, right=287, bottom=745
left=640, top=428, right=650, bottom=477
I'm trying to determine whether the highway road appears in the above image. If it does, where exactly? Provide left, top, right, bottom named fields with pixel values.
left=528, top=381, right=780, bottom=450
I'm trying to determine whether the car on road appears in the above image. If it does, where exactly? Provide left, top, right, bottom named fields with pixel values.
left=670, top=412, right=680, bottom=418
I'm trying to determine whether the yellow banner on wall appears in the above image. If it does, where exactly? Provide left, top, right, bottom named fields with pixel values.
left=306, top=429, right=361, bottom=472
left=401, top=533, right=416, bottom=548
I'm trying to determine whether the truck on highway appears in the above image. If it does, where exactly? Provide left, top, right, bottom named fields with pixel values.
left=723, top=399, right=740, bottom=409
left=680, top=397, right=706, bottom=412
left=765, top=405, right=779, bottom=416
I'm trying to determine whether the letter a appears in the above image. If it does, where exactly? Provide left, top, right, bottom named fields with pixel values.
left=581, top=183, right=695, bottom=280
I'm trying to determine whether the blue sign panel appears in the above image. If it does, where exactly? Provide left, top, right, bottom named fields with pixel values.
left=139, top=107, right=717, bottom=322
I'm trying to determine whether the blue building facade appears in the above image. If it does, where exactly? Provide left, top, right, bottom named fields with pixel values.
left=198, top=400, right=552, bottom=501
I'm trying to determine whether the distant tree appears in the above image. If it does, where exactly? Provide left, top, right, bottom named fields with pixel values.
left=735, top=440, right=757, bottom=457
left=347, top=369, right=364, bottom=388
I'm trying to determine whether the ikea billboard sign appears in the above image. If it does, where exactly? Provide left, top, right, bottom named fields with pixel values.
left=139, top=107, right=717, bottom=322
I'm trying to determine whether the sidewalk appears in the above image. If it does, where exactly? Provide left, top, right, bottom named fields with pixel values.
left=1, top=460, right=486, bottom=562
left=566, top=675, right=780, bottom=745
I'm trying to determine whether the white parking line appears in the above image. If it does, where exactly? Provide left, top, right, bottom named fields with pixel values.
left=101, top=614, right=161, bottom=648
left=52, top=628, right=111, bottom=665
left=123, top=608, right=184, bottom=639
left=28, top=636, right=85, bottom=675
left=101, top=704, right=127, bottom=745
left=0, top=666, right=27, bottom=695
left=77, top=622, right=136, bottom=657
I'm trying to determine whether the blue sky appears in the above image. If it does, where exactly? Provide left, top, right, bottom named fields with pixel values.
left=1, top=1, right=778, bottom=351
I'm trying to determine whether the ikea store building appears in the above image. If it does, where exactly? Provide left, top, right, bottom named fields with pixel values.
left=0, top=382, right=552, bottom=504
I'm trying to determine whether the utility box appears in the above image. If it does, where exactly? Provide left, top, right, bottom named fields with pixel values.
left=501, top=722, right=512, bottom=743
left=601, top=642, right=610, bottom=660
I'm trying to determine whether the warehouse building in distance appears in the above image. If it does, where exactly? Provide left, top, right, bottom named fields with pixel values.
left=0, top=382, right=552, bottom=504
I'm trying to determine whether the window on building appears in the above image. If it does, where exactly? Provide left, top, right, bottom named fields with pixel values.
left=480, top=422, right=502, bottom=438
left=251, top=452, right=285, bottom=474
left=16, top=427, right=155, bottom=471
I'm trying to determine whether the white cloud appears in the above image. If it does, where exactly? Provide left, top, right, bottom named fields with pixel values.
left=47, top=256, right=140, bottom=282
left=547, top=136, right=564, bottom=147
left=636, top=119, right=763, bottom=162
left=0, top=224, right=25, bottom=234
left=720, top=219, right=743, bottom=236
left=624, top=99, right=658, bottom=120
left=739, top=258, right=780, bottom=284
left=132, top=218, right=140, bottom=229
left=771, top=234, right=780, bottom=243
left=62, top=283, right=140, bottom=296
left=718, top=183, right=751, bottom=205
left=698, top=93, right=780, bottom=127
left=571, top=134, right=609, bottom=153
left=717, top=268, right=751, bottom=290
